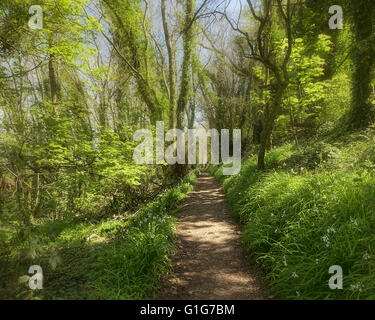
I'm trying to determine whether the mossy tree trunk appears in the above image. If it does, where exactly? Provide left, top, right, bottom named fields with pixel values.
left=174, top=0, right=195, bottom=177
left=257, top=82, right=287, bottom=170
left=348, top=0, right=375, bottom=129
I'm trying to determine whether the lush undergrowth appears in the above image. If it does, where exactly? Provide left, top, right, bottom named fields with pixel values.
left=0, top=170, right=199, bottom=300
left=208, top=127, right=375, bottom=300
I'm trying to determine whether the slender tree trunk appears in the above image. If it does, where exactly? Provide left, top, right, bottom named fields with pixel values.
left=173, top=0, right=195, bottom=177
left=176, top=0, right=195, bottom=130
left=288, top=96, right=298, bottom=146
left=161, top=0, right=177, bottom=129
left=48, top=53, right=59, bottom=104
left=188, top=72, right=197, bottom=128
left=32, top=172, right=40, bottom=216
left=257, top=83, right=286, bottom=170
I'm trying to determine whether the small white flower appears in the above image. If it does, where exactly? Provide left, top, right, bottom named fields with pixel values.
left=315, top=258, right=319, bottom=264
left=322, top=235, right=330, bottom=247
left=327, top=227, right=336, bottom=234
left=283, top=255, right=287, bottom=267
left=350, top=217, right=358, bottom=226
left=292, top=272, right=299, bottom=278
left=350, top=283, right=364, bottom=292
left=296, top=291, right=300, bottom=297
left=363, top=253, right=371, bottom=260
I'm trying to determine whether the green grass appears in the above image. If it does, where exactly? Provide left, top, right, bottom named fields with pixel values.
left=1, top=169, right=200, bottom=300
left=208, top=130, right=375, bottom=300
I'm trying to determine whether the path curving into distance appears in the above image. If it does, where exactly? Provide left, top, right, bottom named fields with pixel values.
left=159, top=173, right=268, bottom=300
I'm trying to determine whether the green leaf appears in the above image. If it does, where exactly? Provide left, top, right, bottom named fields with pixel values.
left=18, top=275, right=30, bottom=285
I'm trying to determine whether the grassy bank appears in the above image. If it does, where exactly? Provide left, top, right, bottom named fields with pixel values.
left=208, top=128, right=375, bottom=300
left=1, top=169, right=199, bottom=300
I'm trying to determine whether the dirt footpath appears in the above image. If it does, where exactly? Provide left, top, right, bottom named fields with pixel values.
left=159, top=173, right=268, bottom=300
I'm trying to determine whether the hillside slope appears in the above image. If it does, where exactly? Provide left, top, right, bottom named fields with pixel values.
left=209, top=126, right=375, bottom=299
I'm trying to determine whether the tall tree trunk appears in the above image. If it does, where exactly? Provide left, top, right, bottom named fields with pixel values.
left=48, top=53, right=59, bottom=104
left=188, top=71, right=197, bottom=128
left=161, top=0, right=177, bottom=129
left=174, top=0, right=195, bottom=177
left=176, top=0, right=195, bottom=130
left=257, top=83, right=286, bottom=170
left=348, top=0, right=375, bottom=129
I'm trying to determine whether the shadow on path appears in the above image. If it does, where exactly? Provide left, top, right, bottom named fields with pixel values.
left=158, top=173, right=268, bottom=300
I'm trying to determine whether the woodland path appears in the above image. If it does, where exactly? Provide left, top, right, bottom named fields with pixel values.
left=159, top=173, right=268, bottom=300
